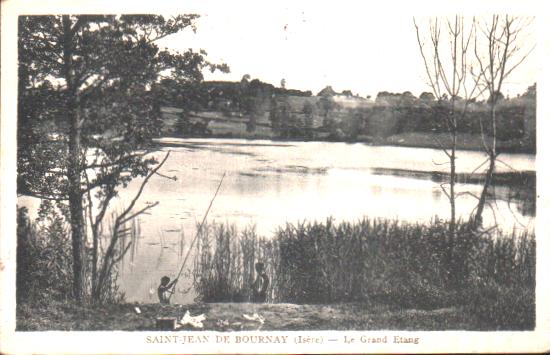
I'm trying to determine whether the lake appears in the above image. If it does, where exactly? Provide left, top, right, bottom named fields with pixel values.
left=18, top=138, right=536, bottom=303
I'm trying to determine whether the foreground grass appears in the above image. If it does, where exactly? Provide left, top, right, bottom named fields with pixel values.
left=17, top=300, right=490, bottom=331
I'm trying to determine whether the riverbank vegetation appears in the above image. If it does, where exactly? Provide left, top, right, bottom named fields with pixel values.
left=17, top=211, right=535, bottom=330
left=192, top=218, right=534, bottom=330
left=17, top=214, right=536, bottom=330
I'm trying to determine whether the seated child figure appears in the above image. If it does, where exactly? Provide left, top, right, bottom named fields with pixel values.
left=251, top=262, right=269, bottom=303
left=158, top=276, right=176, bottom=304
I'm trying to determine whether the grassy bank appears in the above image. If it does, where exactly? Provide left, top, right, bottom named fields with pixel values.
left=17, top=300, right=489, bottom=331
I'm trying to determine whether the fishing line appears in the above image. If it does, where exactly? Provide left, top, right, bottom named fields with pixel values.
left=168, top=171, right=227, bottom=300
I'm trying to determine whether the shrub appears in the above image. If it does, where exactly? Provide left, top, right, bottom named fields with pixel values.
left=16, top=205, right=130, bottom=305
left=17, top=206, right=72, bottom=303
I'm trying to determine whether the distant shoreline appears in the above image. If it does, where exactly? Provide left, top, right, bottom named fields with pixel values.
left=154, top=131, right=536, bottom=155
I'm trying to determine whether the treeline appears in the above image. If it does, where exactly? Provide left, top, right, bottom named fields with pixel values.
left=30, top=74, right=535, bottom=151
left=373, top=88, right=536, bottom=139
left=153, top=77, right=536, bottom=152
left=267, top=85, right=536, bottom=148
left=24, top=74, right=536, bottom=151
left=152, top=77, right=312, bottom=114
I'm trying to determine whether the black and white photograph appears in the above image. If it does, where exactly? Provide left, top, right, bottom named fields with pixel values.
left=1, top=0, right=549, bottom=353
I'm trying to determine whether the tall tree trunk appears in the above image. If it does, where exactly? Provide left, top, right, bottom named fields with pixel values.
left=63, top=15, right=86, bottom=301
left=474, top=104, right=497, bottom=227
left=449, top=108, right=457, bottom=236
left=450, top=148, right=456, bottom=233
left=446, top=105, right=458, bottom=285
left=68, top=124, right=86, bottom=301
left=474, top=150, right=496, bottom=227
left=91, top=225, right=99, bottom=301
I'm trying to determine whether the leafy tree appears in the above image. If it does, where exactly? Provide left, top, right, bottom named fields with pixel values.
left=318, top=96, right=337, bottom=129
left=153, top=78, right=210, bottom=112
left=18, top=15, right=227, bottom=302
left=346, top=109, right=364, bottom=139
left=269, top=96, right=291, bottom=135
left=317, top=85, right=336, bottom=97
left=522, top=83, right=536, bottom=98
left=302, top=101, right=315, bottom=139
left=487, top=91, right=504, bottom=104
left=419, top=92, right=435, bottom=101
left=268, top=96, right=281, bottom=132
left=341, top=90, right=354, bottom=97
left=174, top=110, right=193, bottom=135
left=237, top=74, right=259, bottom=132
left=241, top=74, right=251, bottom=84
left=245, top=101, right=258, bottom=133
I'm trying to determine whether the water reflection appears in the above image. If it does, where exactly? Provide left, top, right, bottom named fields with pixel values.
left=20, top=138, right=535, bottom=303
left=431, top=188, right=442, bottom=202
left=140, top=158, right=523, bottom=302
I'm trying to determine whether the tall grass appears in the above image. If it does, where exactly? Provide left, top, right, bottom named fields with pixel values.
left=16, top=205, right=133, bottom=305
left=192, top=223, right=278, bottom=302
left=192, top=217, right=535, bottom=329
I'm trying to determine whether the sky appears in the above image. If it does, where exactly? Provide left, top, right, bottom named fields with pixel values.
left=156, top=2, right=538, bottom=98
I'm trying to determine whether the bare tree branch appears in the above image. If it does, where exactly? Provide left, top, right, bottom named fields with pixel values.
left=154, top=171, right=177, bottom=181
left=118, top=201, right=159, bottom=226
left=115, top=150, right=171, bottom=224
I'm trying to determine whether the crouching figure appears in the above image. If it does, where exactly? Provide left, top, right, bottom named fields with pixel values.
left=251, top=262, right=269, bottom=303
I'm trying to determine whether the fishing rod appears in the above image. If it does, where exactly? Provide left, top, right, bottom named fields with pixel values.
left=168, top=171, right=226, bottom=300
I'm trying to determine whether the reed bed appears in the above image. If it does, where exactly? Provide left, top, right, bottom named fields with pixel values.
left=192, top=217, right=535, bottom=329
left=192, top=223, right=278, bottom=302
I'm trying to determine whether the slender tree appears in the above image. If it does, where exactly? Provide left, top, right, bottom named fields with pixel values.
left=414, top=16, right=482, bottom=235
left=471, top=15, right=534, bottom=226
left=414, top=15, right=533, bottom=231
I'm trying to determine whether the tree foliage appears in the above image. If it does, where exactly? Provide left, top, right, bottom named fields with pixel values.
left=18, top=14, right=227, bottom=302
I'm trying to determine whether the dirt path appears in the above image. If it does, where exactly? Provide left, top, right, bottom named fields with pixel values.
left=17, top=301, right=485, bottom=331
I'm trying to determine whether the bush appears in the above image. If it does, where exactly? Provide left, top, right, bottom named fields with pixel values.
left=17, top=204, right=130, bottom=305
left=17, top=206, right=73, bottom=303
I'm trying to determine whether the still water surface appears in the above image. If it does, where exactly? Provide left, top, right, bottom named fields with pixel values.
left=19, top=138, right=536, bottom=303
left=114, top=138, right=535, bottom=303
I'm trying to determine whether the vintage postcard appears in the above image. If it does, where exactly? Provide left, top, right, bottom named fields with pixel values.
left=1, top=0, right=549, bottom=353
